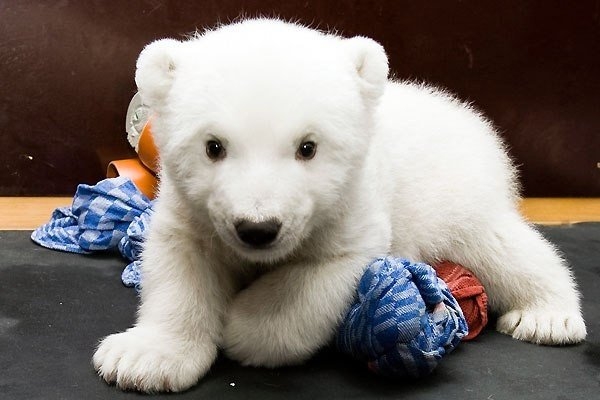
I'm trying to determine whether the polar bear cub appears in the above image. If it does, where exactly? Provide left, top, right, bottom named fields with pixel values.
left=93, top=18, right=586, bottom=392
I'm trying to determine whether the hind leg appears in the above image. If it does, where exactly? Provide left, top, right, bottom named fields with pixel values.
left=448, top=212, right=586, bottom=345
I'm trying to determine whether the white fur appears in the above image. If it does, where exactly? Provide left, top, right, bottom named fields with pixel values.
left=93, top=18, right=587, bottom=392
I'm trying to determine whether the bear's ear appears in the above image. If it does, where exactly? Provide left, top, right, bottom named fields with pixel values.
left=343, top=36, right=389, bottom=103
left=135, top=38, right=184, bottom=108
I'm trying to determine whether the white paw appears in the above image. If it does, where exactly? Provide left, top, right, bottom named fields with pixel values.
left=92, top=327, right=216, bottom=393
left=222, top=306, right=313, bottom=368
left=222, top=312, right=282, bottom=368
left=497, top=309, right=587, bottom=345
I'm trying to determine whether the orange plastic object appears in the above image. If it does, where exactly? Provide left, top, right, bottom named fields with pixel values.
left=107, top=158, right=158, bottom=200
left=106, top=119, right=160, bottom=199
left=137, top=120, right=159, bottom=174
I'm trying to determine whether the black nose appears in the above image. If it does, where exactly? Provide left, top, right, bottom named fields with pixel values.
left=235, top=219, right=281, bottom=248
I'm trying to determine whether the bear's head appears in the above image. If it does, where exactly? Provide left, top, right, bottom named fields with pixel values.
left=136, top=19, right=388, bottom=263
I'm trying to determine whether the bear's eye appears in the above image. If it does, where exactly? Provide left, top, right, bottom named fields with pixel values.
left=206, top=140, right=226, bottom=161
left=296, top=141, right=317, bottom=160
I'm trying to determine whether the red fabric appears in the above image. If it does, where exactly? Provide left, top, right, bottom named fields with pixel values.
left=434, top=261, right=488, bottom=341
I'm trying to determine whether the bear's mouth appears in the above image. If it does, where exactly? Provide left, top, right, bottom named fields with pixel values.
left=210, top=213, right=308, bottom=264
left=236, top=238, right=279, bottom=251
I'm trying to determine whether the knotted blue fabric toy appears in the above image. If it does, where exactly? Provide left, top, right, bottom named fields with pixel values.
left=31, top=177, right=153, bottom=291
left=337, top=257, right=468, bottom=378
left=32, top=177, right=467, bottom=376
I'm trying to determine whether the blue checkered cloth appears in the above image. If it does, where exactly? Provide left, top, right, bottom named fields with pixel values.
left=337, top=257, right=468, bottom=378
left=31, top=177, right=153, bottom=291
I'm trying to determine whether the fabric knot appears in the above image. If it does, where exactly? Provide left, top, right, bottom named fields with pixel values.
left=337, top=257, right=468, bottom=378
left=434, top=261, right=488, bottom=341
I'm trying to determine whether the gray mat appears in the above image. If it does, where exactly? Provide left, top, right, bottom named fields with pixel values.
left=1, top=224, right=599, bottom=399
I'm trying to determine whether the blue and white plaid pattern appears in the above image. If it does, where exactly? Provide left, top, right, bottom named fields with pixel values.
left=119, top=205, right=153, bottom=291
left=31, top=177, right=153, bottom=290
left=337, top=257, right=468, bottom=378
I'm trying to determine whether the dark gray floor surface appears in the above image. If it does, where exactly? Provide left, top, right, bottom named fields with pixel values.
left=1, top=224, right=599, bottom=399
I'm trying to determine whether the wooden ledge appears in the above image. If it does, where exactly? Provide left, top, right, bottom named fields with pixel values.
left=518, top=198, right=600, bottom=226
left=0, top=197, right=72, bottom=230
left=0, top=197, right=599, bottom=230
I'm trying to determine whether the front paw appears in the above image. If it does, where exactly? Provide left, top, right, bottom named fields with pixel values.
left=222, top=311, right=282, bottom=367
left=92, top=327, right=216, bottom=393
left=222, top=306, right=314, bottom=368
left=497, top=309, right=587, bottom=345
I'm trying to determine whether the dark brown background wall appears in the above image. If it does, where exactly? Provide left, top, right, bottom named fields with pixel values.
left=1, top=0, right=599, bottom=196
